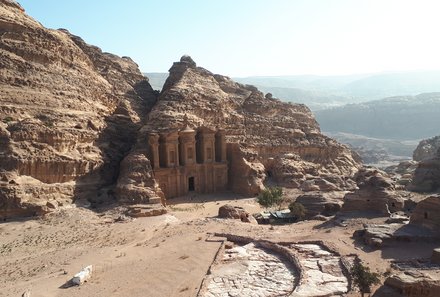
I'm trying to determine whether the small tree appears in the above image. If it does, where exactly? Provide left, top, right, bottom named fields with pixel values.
left=351, top=261, right=381, bottom=297
left=257, top=187, right=283, bottom=209
left=288, top=202, right=306, bottom=220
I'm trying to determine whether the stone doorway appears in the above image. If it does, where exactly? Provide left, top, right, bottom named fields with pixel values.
left=188, top=177, right=195, bottom=192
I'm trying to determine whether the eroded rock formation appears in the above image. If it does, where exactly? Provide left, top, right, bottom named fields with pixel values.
left=0, top=2, right=362, bottom=218
left=0, top=1, right=158, bottom=218
left=409, top=148, right=440, bottom=192
left=296, top=192, right=345, bottom=218
left=145, top=56, right=361, bottom=196
left=342, top=168, right=404, bottom=215
left=410, top=195, right=440, bottom=232
left=381, top=271, right=440, bottom=297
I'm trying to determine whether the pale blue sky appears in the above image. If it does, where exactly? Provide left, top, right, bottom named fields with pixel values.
left=18, top=0, right=440, bottom=77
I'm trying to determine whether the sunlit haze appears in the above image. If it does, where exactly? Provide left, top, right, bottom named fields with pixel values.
left=18, top=0, right=440, bottom=77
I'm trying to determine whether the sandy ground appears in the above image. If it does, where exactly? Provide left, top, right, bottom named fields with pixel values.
left=0, top=192, right=438, bottom=297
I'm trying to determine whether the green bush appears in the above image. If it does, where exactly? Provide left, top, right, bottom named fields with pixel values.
left=288, top=202, right=306, bottom=220
left=257, top=187, right=283, bottom=209
left=350, top=261, right=381, bottom=296
left=2, top=116, right=13, bottom=123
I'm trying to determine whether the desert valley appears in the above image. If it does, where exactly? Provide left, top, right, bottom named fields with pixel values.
left=1, top=1, right=440, bottom=297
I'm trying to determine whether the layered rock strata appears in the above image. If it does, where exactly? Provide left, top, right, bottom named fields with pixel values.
left=342, top=168, right=404, bottom=215
left=1, top=2, right=361, bottom=218
left=409, top=148, right=440, bottom=192
left=409, top=195, right=440, bottom=232
left=0, top=1, right=158, bottom=218
left=296, top=192, right=345, bottom=218
left=381, top=271, right=440, bottom=297
left=145, top=56, right=361, bottom=196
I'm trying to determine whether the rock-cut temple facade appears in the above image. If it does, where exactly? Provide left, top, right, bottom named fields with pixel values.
left=146, top=126, right=228, bottom=198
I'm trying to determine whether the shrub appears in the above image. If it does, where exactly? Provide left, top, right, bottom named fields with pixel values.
left=288, top=202, right=306, bottom=220
left=257, top=187, right=283, bottom=209
left=2, top=116, right=13, bottom=123
left=350, top=261, right=381, bottom=296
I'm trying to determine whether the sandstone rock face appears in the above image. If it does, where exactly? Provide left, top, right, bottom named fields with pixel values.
left=114, top=152, right=163, bottom=205
left=0, top=2, right=158, bottom=218
left=410, top=195, right=440, bottom=232
left=413, top=136, right=440, bottom=161
left=383, top=271, right=440, bottom=297
left=218, top=204, right=247, bottom=219
left=227, top=144, right=266, bottom=196
left=342, top=168, right=404, bottom=215
left=295, top=192, right=345, bottom=218
left=409, top=149, right=440, bottom=192
left=218, top=204, right=257, bottom=223
left=146, top=56, right=361, bottom=196
left=0, top=3, right=361, bottom=218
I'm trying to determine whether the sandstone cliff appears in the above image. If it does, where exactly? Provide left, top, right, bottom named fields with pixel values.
left=409, top=148, right=440, bottom=192
left=0, top=2, right=362, bottom=219
left=146, top=56, right=361, bottom=196
left=0, top=1, right=158, bottom=218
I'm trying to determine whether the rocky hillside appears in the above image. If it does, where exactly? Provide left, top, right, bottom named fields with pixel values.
left=0, top=1, right=361, bottom=219
left=0, top=1, right=158, bottom=218
left=315, top=92, right=440, bottom=140
left=145, top=56, right=361, bottom=195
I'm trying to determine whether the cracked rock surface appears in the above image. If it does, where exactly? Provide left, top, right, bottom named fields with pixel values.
left=291, top=244, right=349, bottom=297
left=203, top=243, right=296, bottom=297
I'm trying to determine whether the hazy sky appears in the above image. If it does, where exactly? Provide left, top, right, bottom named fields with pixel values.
left=18, top=0, right=440, bottom=77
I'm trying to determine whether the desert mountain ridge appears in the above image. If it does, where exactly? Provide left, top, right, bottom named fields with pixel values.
left=315, top=92, right=440, bottom=140
left=145, top=70, right=440, bottom=110
left=0, top=1, right=360, bottom=219
left=2, top=2, right=440, bottom=297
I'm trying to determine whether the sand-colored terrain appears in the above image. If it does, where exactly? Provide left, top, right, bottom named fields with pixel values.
left=0, top=193, right=438, bottom=297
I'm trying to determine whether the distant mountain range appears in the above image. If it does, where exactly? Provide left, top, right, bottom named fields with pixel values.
left=315, top=92, right=440, bottom=140
left=145, top=71, right=440, bottom=111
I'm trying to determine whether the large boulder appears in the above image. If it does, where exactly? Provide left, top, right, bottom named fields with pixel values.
left=295, top=192, right=344, bottom=218
left=342, top=168, right=405, bottom=215
left=382, top=271, right=440, bottom=297
left=218, top=204, right=257, bottom=223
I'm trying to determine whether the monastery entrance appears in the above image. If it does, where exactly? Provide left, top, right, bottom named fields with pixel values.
left=188, top=177, right=195, bottom=192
